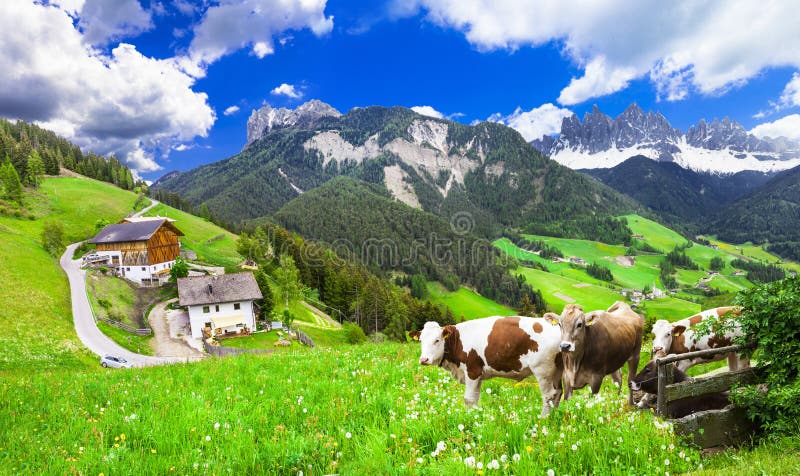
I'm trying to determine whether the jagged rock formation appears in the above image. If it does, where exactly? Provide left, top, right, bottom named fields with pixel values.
left=245, top=99, right=341, bottom=147
left=532, top=103, right=800, bottom=173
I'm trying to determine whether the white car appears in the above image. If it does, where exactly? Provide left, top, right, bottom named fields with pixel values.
left=101, top=355, right=131, bottom=368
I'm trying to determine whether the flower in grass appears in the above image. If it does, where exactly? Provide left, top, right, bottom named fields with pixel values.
left=436, top=441, right=446, bottom=452
left=547, top=470, right=555, bottom=476
left=512, top=454, right=520, bottom=462
left=486, top=388, right=492, bottom=395
left=416, top=457, right=423, bottom=464
left=151, top=449, right=157, bottom=454
left=500, top=454, right=508, bottom=463
left=476, top=461, right=484, bottom=470
left=205, top=435, right=211, bottom=442
left=458, top=424, right=465, bottom=432
left=464, top=456, right=476, bottom=467
left=571, top=444, right=578, bottom=451
left=526, top=446, right=532, bottom=453
left=664, top=459, right=670, bottom=466
left=214, top=422, right=220, bottom=430
left=487, top=459, right=500, bottom=470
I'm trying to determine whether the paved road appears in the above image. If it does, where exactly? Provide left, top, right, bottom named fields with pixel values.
left=60, top=199, right=201, bottom=368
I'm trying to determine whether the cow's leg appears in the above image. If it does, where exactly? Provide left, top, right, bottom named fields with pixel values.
left=610, top=369, right=623, bottom=394
left=533, top=365, right=563, bottom=417
left=626, top=353, right=641, bottom=406
left=728, top=353, right=750, bottom=371
left=589, top=374, right=604, bottom=394
left=561, top=369, right=574, bottom=401
left=463, top=378, right=482, bottom=407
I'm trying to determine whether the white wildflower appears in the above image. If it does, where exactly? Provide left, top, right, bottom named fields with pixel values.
left=345, top=432, right=352, bottom=439
left=547, top=470, right=555, bottom=476
left=464, top=456, right=476, bottom=467
left=205, top=435, right=211, bottom=441
left=512, top=453, right=520, bottom=462
left=487, top=459, right=500, bottom=470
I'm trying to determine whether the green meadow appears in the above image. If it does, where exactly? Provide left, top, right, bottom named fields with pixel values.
left=514, top=267, right=623, bottom=313
left=425, top=282, right=517, bottom=320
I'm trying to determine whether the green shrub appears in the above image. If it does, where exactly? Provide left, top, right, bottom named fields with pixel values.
left=731, top=276, right=800, bottom=437
left=343, top=322, right=367, bottom=344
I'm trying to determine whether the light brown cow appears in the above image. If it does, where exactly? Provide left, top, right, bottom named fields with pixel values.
left=548, top=301, right=643, bottom=405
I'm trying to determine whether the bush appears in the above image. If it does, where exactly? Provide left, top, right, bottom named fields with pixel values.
left=41, top=221, right=65, bottom=257
left=586, top=262, right=614, bottom=282
left=730, top=276, right=800, bottom=437
left=343, top=322, right=368, bottom=344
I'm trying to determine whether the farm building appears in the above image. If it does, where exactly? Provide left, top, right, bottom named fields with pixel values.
left=89, top=218, right=184, bottom=286
left=178, top=273, right=263, bottom=339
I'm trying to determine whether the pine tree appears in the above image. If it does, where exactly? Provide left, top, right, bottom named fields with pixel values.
left=2, top=162, right=23, bottom=203
left=26, top=150, right=45, bottom=187
left=254, top=271, right=275, bottom=318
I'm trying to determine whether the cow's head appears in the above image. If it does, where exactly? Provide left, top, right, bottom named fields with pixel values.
left=630, top=360, right=659, bottom=394
left=409, top=321, right=453, bottom=366
left=651, top=320, right=686, bottom=356
left=548, top=304, right=598, bottom=353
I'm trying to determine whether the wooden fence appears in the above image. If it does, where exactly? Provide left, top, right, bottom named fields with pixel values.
left=292, top=327, right=315, bottom=348
left=202, top=339, right=273, bottom=357
left=97, top=316, right=152, bottom=336
left=654, top=343, right=760, bottom=448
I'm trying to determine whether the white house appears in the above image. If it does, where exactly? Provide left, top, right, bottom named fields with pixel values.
left=177, top=273, right=263, bottom=339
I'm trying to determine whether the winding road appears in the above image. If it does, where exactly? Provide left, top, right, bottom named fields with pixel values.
left=59, top=199, right=201, bottom=367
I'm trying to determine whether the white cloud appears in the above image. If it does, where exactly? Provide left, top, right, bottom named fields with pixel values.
left=223, top=105, right=240, bottom=116
left=77, top=0, right=153, bottom=45
left=751, top=114, right=800, bottom=142
left=488, top=103, right=573, bottom=141
left=0, top=2, right=213, bottom=173
left=186, top=0, right=333, bottom=74
left=411, top=105, right=445, bottom=119
left=780, top=73, right=800, bottom=108
left=402, top=1, right=800, bottom=105
left=271, top=83, right=303, bottom=99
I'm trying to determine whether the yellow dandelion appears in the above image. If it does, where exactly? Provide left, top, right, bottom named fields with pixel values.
left=120, top=434, right=126, bottom=441
left=151, top=449, right=157, bottom=454
left=526, top=445, right=533, bottom=452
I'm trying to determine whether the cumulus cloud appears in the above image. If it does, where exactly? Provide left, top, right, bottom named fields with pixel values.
left=750, top=114, right=800, bottom=142
left=780, top=73, right=800, bottom=108
left=186, top=0, right=333, bottom=74
left=401, top=1, right=800, bottom=105
left=411, top=105, right=445, bottom=119
left=0, top=2, right=213, bottom=173
left=77, top=0, right=153, bottom=45
left=271, top=83, right=303, bottom=99
left=488, top=103, right=573, bottom=141
left=223, top=105, right=241, bottom=116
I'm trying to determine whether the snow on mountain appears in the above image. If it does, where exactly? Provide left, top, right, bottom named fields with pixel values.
left=532, top=103, right=800, bottom=174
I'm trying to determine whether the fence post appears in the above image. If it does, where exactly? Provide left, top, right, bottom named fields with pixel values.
left=656, top=359, right=674, bottom=417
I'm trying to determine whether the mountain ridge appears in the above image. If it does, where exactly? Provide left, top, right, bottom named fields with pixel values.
left=532, top=103, right=800, bottom=174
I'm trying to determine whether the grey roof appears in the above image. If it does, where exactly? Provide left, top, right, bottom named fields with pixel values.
left=89, top=219, right=182, bottom=244
left=177, top=272, right=263, bottom=306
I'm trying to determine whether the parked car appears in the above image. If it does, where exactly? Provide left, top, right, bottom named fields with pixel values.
left=101, top=355, right=131, bottom=368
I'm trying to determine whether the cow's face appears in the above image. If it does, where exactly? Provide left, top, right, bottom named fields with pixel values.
left=630, top=360, right=659, bottom=394
left=409, top=322, right=452, bottom=366
left=651, top=320, right=685, bottom=355
left=550, top=304, right=597, bottom=353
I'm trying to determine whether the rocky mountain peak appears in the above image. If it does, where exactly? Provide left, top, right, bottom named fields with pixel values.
left=245, top=99, right=341, bottom=148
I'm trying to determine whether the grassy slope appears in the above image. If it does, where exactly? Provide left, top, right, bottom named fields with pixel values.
left=143, top=203, right=240, bottom=268
left=515, top=267, right=623, bottom=313
left=0, top=178, right=141, bottom=373
left=426, top=282, right=516, bottom=320
left=0, top=344, right=705, bottom=475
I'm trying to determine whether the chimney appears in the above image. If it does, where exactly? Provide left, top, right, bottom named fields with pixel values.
left=208, top=283, right=213, bottom=294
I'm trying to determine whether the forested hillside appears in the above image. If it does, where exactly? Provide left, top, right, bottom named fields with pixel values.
left=713, top=165, right=800, bottom=261
left=273, top=177, right=545, bottom=310
left=0, top=119, right=141, bottom=191
left=153, top=105, right=637, bottom=236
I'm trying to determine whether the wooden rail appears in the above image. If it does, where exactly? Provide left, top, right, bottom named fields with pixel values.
left=655, top=343, right=754, bottom=416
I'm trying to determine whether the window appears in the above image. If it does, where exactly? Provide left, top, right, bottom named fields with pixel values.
left=215, top=305, right=220, bottom=312
left=126, top=267, right=130, bottom=271
left=233, top=303, right=241, bottom=310
left=202, top=306, right=210, bottom=313
left=141, top=267, right=146, bottom=271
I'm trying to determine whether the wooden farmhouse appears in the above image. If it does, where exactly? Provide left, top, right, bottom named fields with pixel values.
left=89, top=218, right=184, bottom=286
left=177, top=273, right=263, bottom=339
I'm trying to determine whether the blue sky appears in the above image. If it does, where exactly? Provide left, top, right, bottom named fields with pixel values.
left=2, top=1, right=800, bottom=181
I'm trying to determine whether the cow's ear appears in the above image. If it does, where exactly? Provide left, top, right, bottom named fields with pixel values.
left=409, top=330, right=421, bottom=341
left=585, top=312, right=599, bottom=326
left=544, top=312, right=560, bottom=326
left=672, top=325, right=686, bottom=337
left=441, top=326, right=454, bottom=340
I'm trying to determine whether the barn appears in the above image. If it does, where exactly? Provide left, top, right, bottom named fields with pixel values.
left=88, top=218, right=184, bottom=286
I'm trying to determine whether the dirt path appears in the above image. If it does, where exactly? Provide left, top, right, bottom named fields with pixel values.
left=553, top=292, right=576, bottom=303
left=148, top=300, right=206, bottom=359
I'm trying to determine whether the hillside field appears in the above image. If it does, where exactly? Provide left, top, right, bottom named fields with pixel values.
left=426, top=282, right=516, bottom=320
left=0, top=178, right=142, bottom=373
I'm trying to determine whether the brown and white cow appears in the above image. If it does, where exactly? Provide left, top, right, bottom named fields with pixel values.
left=650, top=306, right=749, bottom=372
left=630, top=360, right=730, bottom=418
left=636, top=307, right=748, bottom=409
left=409, top=316, right=564, bottom=416
left=549, top=301, right=643, bottom=405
